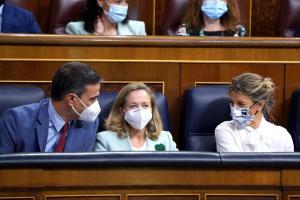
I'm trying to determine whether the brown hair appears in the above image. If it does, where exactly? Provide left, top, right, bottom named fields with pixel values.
left=182, top=0, right=241, bottom=31
left=229, top=73, right=276, bottom=117
left=105, top=82, right=163, bottom=140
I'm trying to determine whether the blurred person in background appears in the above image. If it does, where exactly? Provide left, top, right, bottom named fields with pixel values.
left=176, top=0, right=245, bottom=36
left=66, top=0, right=146, bottom=35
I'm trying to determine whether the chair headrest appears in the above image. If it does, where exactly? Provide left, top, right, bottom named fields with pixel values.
left=0, top=85, right=46, bottom=117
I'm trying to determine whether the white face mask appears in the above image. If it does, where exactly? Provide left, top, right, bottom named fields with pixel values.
left=104, top=1, right=128, bottom=24
left=72, top=95, right=101, bottom=122
left=124, top=108, right=152, bottom=130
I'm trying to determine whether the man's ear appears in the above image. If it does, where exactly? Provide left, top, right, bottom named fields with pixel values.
left=65, top=93, right=76, bottom=107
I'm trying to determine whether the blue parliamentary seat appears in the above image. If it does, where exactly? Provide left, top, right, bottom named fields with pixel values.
left=98, top=91, right=171, bottom=132
left=0, top=85, right=46, bottom=117
left=288, top=89, right=300, bottom=151
left=180, top=85, right=231, bottom=152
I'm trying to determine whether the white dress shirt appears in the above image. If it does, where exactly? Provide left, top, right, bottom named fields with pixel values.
left=45, top=99, right=69, bottom=152
left=215, top=117, right=294, bottom=152
left=0, top=4, right=4, bottom=33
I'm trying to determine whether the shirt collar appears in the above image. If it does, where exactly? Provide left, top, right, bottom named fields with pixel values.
left=48, top=99, right=66, bottom=132
left=243, top=116, right=266, bottom=132
left=256, top=116, right=267, bottom=130
left=0, top=4, right=4, bottom=16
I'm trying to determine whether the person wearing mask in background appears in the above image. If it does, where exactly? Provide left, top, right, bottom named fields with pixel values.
left=176, top=0, right=245, bottom=36
left=215, top=73, right=294, bottom=152
left=0, top=62, right=101, bottom=153
left=95, top=83, right=178, bottom=151
left=0, top=0, right=41, bottom=33
left=66, top=0, right=146, bottom=35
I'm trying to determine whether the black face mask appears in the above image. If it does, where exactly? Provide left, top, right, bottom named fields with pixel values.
left=0, top=0, right=5, bottom=5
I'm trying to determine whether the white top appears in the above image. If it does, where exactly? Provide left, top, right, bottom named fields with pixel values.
left=0, top=4, right=4, bottom=33
left=129, top=137, right=148, bottom=151
left=215, top=117, right=294, bottom=152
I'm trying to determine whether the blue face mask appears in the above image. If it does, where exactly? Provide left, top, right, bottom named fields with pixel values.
left=230, top=105, right=255, bottom=127
left=104, top=1, right=128, bottom=24
left=201, top=0, right=228, bottom=20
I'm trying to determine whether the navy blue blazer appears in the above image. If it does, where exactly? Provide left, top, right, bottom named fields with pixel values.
left=1, top=3, right=41, bottom=33
left=0, top=99, right=98, bottom=153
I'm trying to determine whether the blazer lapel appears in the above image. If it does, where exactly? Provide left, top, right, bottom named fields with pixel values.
left=2, top=3, right=13, bottom=33
left=35, top=99, right=50, bottom=152
left=146, top=137, right=156, bottom=151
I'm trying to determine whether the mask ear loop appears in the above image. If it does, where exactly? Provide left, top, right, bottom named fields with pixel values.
left=248, top=102, right=259, bottom=116
left=73, top=94, right=88, bottom=109
left=119, top=107, right=126, bottom=117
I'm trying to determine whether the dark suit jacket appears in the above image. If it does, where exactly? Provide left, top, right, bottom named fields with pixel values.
left=0, top=99, right=98, bottom=153
left=1, top=3, right=41, bottom=33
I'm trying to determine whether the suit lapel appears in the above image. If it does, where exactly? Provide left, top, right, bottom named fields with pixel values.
left=35, top=99, right=50, bottom=152
left=2, top=3, right=13, bottom=33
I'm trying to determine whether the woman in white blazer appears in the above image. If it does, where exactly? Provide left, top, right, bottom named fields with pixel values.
left=65, top=0, right=146, bottom=36
left=95, top=83, right=178, bottom=151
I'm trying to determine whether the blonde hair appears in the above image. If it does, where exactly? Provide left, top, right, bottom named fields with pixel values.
left=105, top=82, right=163, bottom=140
left=229, top=73, right=276, bottom=115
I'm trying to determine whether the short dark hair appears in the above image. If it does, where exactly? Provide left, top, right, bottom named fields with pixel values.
left=51, top=62, right=101, bottom=101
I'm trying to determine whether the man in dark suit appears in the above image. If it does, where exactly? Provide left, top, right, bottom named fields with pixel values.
left=0, top=62, right=102, bottom=153
left=0, top=0, right=41, bottom=33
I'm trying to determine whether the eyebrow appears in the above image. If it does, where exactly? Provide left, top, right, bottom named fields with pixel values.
left=90, top=94, right=99, bottom=100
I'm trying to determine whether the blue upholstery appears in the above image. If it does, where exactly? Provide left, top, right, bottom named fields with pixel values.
left=98, top=92, right=171, bottom=132
left=181, top=85, right=231, bottom=151
left=0, top=85, right=46, bottom=117
left=288, top=89, right=300, bottom=151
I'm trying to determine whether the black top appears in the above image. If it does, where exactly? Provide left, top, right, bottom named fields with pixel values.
left=176, top=24, right=247, bottom=37
left=190, top=29, right=238, bottom=36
